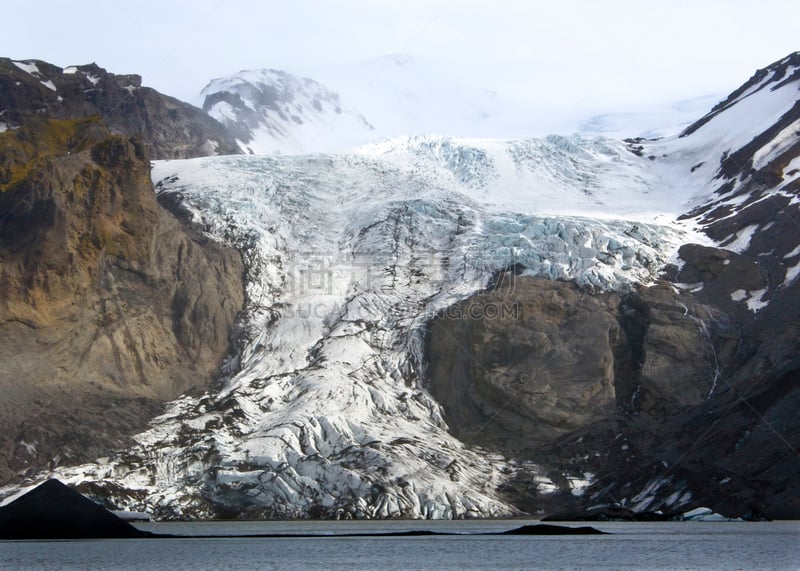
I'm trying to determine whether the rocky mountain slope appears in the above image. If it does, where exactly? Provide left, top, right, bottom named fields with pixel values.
left=201, top=69, right=374, bottom=155
left=0, top=58, right=240, bottom=158
left=429, top=52, right=800, bottom=519
left=1, top=53, right=797, bottom=520
left=0, top=68, right=246, bottom=485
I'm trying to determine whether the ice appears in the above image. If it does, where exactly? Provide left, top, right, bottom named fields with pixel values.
left=17, top=137, right=699, bottom=518
left=7, top=64, right=797, bottom=517
left=682, top=507, right=743, bottom=522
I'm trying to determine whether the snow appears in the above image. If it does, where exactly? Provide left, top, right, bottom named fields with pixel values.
left=637, top=68, right=800, bottom=222
left=567, top=474, right=595, bottom=497
left=202, top=56, right=723, bottom=155
left=682, top=507, right=742, bottom=522
left=40, top=80, right=56, bottom=92
left=720, top=224, right=759, bottom=253
left=730, top=289, right=748, bottom=302
left=201, top=68, right=374, bottom=155
left=11, top=60, right=39, bottom=76
left=731, top=288, right=770, bottom=312
left=63, top=66, right=79, bottom=74
left=783, top=261, right=800, bottom=286
left=0, top=122, right=6, bottom=133
left=783, top=243, right=800, bottom=259
left=0, top=483, right=38, bottom=507
left=11, top=133, right=704, bottom=519
left=577, top=94, right=724, bottom=140
left=746, top=288, right=769, bottom=313
left=751, top=118, right=800, bottom=171
left=3, top=60, right=797, bottom=517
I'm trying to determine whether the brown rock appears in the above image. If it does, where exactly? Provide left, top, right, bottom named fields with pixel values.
left=0, top=117, right=244, bottom=484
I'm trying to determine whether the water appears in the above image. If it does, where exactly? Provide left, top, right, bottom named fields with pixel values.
left=1, top=520, right=798, bottom=570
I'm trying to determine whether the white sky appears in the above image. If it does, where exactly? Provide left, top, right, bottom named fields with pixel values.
left=3, top=0, right=799, bottom=113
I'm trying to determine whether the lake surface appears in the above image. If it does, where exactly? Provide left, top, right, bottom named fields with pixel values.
left=1, top=519, right=798, bottom=570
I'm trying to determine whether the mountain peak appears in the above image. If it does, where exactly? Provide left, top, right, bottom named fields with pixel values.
left=681, top=51, right=800, bottom=138
left=201, top=67, right=374, bottom=155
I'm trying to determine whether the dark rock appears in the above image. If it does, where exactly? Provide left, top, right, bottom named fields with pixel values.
left=0, top=479, right=151, bottom=539
left=426, top=264, right=800, bottom=519
left=0, top=57, right=240, bottom=159
left=499, top=524, right=606, bottom=535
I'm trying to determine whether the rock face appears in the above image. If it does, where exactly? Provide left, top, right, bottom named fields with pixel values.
left=0, top=58, right=240, bottom=158
left=427, top=244, right=799, bottom=519
left=0, top=116, right=245, bottom=485
left=427, top=277, right=624, bottom=450
left=425, top=52, right=800, bottom=523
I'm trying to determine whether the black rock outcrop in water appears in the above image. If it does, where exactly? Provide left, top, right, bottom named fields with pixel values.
left=0, top=479, right=151, bottom=539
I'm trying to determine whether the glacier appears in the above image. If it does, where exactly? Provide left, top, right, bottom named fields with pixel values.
left=4, top=133, right=713, bottom=519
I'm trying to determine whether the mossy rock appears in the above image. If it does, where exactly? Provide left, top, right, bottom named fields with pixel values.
left=0, top=116, right=107, bottom=192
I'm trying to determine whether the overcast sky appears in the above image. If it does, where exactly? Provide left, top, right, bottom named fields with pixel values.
left=3, top=0, right=799, bottom=114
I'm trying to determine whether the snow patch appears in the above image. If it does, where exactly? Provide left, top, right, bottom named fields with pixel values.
left=746, top=288, right=769, bottom=313
left=40, top=80, right=56, bottom=92
left=751, top=118, right=800, bottom=171
left=730, top=289, right=748, bottom=302
left=12, top=60, right=40, bottom=76
left=731, top=288, right=770, bottom=312
left=720, top=224, right=759, bottom=253
left=783, top=243, right=800, bottom=259
left=783, top=261, right=800, bottom=286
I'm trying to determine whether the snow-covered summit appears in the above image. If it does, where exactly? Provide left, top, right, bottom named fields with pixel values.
left=637, top=51, right=800, bottom=268
left=201, top=68, right=374, bottom=155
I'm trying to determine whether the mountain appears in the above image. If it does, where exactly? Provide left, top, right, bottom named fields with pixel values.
left=0, top=58, right=240, bottom=158
left=317, top=54, right=519, bottom=138
left=199, top=55, right=719, bottom=155
left=576, top=94, right=725, bottom=139
left=199, top=55, right=566, bottom=155
left=0, top=64, right=246, bottom=485
left=1, top=53, right=798, bottom=520
left=201, top=69, right=374, bottom=155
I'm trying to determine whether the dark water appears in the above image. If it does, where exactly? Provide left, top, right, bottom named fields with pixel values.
left=1, top=520, right=798, bottom=570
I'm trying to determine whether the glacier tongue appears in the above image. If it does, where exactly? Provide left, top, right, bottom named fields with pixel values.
left=23, top=136, right=699, bottom=519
